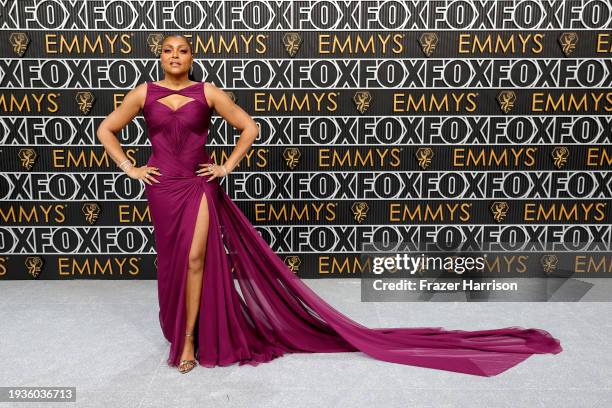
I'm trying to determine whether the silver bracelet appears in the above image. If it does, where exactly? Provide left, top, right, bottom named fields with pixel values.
left=221, top=164, right=228, bottom=176
left=118, top=159, right=133, bottom=172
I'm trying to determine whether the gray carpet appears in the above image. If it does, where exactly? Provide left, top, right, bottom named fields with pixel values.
left=0, top=279, right=610, bottom=407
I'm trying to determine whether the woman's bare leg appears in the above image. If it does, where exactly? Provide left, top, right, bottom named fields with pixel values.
left=181, top=192, right=209, bottom=362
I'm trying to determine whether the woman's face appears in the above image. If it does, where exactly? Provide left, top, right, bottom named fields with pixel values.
left=160, top=37, right=193, bottom=75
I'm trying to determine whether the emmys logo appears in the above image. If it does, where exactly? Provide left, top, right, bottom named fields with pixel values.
left=282, top=32, right=302, bottom=57
left=415, top=147, right=433, bottom=169
left=147, top=33, right=165, bottom=55
left=351, top=202, right=369, bottom=223
left=551, top=147, right=569, bottom=169
left=284, top=255, right=301, bottom=273
left=9, top=32, right=29, bottom=56
left=490, top=201, right=509, bottom=222
left=418, top=32, right=438, bottom=57
left=82, top=203, right=101, bottom=225
left=540, top=255, right=558, bottom=275
left=353, top=91, right=372, bottom=114
left=75, top=91, right=95, bottom=114
left=283, top=147, right=301, bottom=169
left=25, top=256, right=43, bottom=279
left=558, top=32, right=578, bottom=56
left=18, top=148, right=38, bottom=170
left=496, top=90, right=517, bottom=114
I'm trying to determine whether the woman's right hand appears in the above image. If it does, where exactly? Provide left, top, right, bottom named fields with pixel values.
left=126, top=165, right=162, bottom=185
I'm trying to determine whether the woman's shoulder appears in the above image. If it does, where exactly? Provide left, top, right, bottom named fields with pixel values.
left=132, top=82, right=149, bottom=110
left=202, top=81, right=218, bottom=109
left=133, top=81, right=149, bottom=92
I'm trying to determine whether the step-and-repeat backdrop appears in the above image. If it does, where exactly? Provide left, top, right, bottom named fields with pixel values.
left=0, top=0, right=610, bottom=280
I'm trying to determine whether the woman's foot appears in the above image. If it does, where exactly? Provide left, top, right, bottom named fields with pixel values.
left=178, top=333, right=197, bottom=374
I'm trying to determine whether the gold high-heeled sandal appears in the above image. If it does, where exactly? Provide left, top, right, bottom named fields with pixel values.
left=178, top=333, right=197, bottom=374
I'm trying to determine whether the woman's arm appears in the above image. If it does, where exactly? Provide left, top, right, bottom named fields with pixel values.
left=96, top=83, right=160, bottom=184
left=205, top=82, right=259, bottom=174
left=96, top=83, right=145, bottom=167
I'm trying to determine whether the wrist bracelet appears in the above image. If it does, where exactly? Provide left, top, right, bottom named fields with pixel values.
left=119, top=162, right=132, bottom=171
left=221, top=164, right=228, bottom=176
left=118, top=159, right=133, bottom=172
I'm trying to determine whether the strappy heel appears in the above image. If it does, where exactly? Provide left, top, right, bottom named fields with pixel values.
left=178, top=333, right=198, bottom=374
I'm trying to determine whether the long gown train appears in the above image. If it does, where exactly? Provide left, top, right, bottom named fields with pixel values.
left=142, top=81, right=562, bottom=377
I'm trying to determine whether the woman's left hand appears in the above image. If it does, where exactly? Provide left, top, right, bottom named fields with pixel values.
left=196, top=163, right=228, bottom=181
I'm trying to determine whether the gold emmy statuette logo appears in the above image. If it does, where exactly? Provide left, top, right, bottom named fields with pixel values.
left=351, top=202, right=369, bottom=223
left=81, top=203, right=101, bottom=225
left=490, top=201, right=509, bottom=222
left=9, top=32, right=30, bottom=56
left=418, top=32, right=438, bottom=57
left=18, top=148, right=37, bottom=170
left=154, top=256, right=158, bottom=269
left=282, top=147, right=301, bottom=169
left=25, top=256, right=43, bottom=278
left=496, top=91, right=517, bottom=114
left=551, top=146, right=569, bottom=169
left=75, top=91, right=95, bottom=114
left=284, top=255, right=301, bottom=273
left=353, top=91, right=372, bottom=114
left=147, top=33, right=165, bottom=56
left=558, top=32, right=578, bottom=56
left=415, top=147, right=433, bottom=169
left=540, top=254, right=558, bottom=275
left=282, top=32, right=302, bottom=57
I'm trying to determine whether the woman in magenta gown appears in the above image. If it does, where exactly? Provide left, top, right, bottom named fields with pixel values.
left=98, top=34, right=562, bottom=376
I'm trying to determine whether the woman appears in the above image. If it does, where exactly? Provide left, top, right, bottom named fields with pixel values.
left=96, top=34, right=562, bottom=376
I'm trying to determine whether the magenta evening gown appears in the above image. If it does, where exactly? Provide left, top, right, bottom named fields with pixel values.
left=142, top=81, right=562, bottom=377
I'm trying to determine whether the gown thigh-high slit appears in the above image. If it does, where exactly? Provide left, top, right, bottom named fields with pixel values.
left=183, top=190, right=210, bottom=358
left=142, top=80, right=563, bottom=377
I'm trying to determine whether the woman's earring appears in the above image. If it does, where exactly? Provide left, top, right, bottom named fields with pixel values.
left=189, top=65, right=193, bottom=75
